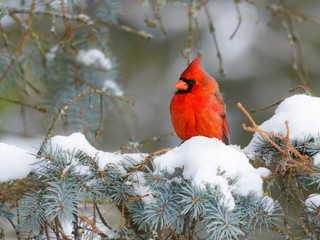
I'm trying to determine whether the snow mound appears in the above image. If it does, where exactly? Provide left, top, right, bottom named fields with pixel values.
left=0, top=143, right=36, bottom=182
left=244, top=94, right=320, bottom=156
left=49, top=132, right=145, bottom=171
left=306, top=194, right=320, bottom=212
left=76, top=49, right=112, bottom=70
left=153, top=136, right=268, bottom=209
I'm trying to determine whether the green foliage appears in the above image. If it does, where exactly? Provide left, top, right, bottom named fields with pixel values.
left=0, top=0, right=122, bottom=139
left=14, top=143, right=283, bottom=239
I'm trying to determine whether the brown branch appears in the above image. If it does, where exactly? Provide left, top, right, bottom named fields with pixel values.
left=281, top=19, right=312, bottom=93
left=230, top=0, right=242, bottom=40
left=0, top=0, right=36, bottom=84
left=152, top=0, right=167, bottom=35
left=95, top=203, right=112, bottom=229
left=250, top=99, right=284, bottom=113
left=244, top=0, right=320, bottom=26
left=78, top=213, right=109, bottom=239
left=103, top=200, right=119, bottom=216
left=49, top=220, right=71, bottom=240
left=17, top=0, right=36, bottom=55
left=120, top=202, right=125, bottom=230
left=127, top=194, right=150, bottom=201
left=121, top=132, right=175, bottom=152
left=0, top=60, right=15, bottom=84
left=237, top=103, right=258, bottom=127
left=199, top=0, right=225, bottom=76
left=182, top=0, right=196, bottom=63
left=91, top=95, right=104, bottom=143
left=238, top=102, right=314, bottom=176
left=123, top=148, right=173, bottom=181
left=0, top=96, right=55, bottom=114
left=37, top=88, right=136, bottom=157
left=60, top=0, right=72, bottom=42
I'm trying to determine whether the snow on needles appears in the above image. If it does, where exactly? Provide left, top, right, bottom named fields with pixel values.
left=1, top=133, right=268, bottom=209
left=305, top=194, right=320, bottom=212
left=154, top=136, right=268, bottom=210
left=49, top=132, right=144, bottom=171
left=244, top=94, right=320, bottom=156
left=76, top=49, right=112, bottom=70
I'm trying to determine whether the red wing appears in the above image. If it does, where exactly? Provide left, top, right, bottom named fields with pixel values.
left=213, top=92, right=230, bottom=144
left=222, top=115, right=230, bottom=145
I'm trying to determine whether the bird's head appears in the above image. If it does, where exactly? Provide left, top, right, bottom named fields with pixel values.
left=174, top=55, right=218, bottom=94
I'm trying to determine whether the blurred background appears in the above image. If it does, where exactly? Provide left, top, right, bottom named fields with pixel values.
left=0, top=0, right=319, bottom=151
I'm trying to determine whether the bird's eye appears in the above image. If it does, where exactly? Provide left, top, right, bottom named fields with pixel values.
left=191, top=80, right=197, bottom=84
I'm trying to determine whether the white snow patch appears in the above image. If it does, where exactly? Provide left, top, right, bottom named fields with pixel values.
left=256, top=167, right=271, bottom=178
left=50, top=132, right=98, bottom=157
left=244, top=94, right=320, bottom=157
left=78, top=14, right=90, bottom=21
left=133, top=172, right=154, bottom=205
left=49, top=133, right=151, bottom=198
left=306, top=194, right=320, bottom=212
left=153, top=136, right=265, bottom=210
left=49, top=133, right=146, bottom=173
left=76, top=49, right=112, bottom=70
left=46, top=44, right=59, bottom=61
left=0, top=143, right=36, bottom=182
left=103, top=80, right=123, bottom=96
left=314, top=153, right=320, bottom=165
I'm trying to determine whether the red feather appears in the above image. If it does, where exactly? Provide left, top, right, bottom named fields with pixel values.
left=170, top=56, right=230, bottom=144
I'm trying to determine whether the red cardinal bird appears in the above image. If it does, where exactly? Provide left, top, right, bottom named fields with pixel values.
left=170, top=56, right=230, bottom=144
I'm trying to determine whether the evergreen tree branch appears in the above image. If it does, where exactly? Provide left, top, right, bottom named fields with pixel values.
left=37, top=88, right=136, bottom=156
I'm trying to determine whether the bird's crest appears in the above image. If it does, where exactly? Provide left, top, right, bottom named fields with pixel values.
left=180, top=55, right=203, bottom=80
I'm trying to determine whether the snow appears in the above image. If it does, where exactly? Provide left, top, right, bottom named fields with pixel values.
left=0, top=143, right=36, bottom=182
left=103, top=80, right=123, bottom=96
left=0, top=133, right=268, bottom=210
left=78, top=14, right=90, bottom=21
left=244, top=94, right=320, bottom=157
left=76, top=49, right=112, bottom=70
left=305, top=194, right=320, bottom=212
left=153, top=136, right=267, bottom=210
left=133, top=172, right=154, bottom=205
left=0, top=133, right=145, bottom=182
left=49, top=133, right=145, bottom=172
left=256, top=167, right=271, bottom=177
left=314, top=153, right=320, bottom=165
left=50, top=132, right=98, bottom=158
left=45, top=45, right=59, bottom=61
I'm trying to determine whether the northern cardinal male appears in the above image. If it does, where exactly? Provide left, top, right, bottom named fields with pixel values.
left=170, top=56, right=230, bottom=144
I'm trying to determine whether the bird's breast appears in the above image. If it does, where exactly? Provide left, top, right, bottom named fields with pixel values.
left=170, top=92, right=225, bottom=141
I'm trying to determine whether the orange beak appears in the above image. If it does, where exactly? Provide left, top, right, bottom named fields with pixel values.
left=174, top=80, right=188, bottom=91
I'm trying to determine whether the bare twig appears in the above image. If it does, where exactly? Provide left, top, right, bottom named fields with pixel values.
left=250, top=99, right=284, bottom=113
left=95, top=203, right=112, bottom=229
left=238, top=102, right=314, bottom=176
left=91, top=95, right=104, bottom=143
left=0, top=96, right=54, bottom=114
left=244, top=0, right=320, bottom=26
left=17, top=0, right=36, bottom=55
left=199, top=0, right=225, bottom=76
left=123, top=148, right=173, bottom=180
left=103, top=200, right=119, bottom=216
left=37, top=88, right=136, bottom=156
left=230, top=0, right=242, bottom=40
